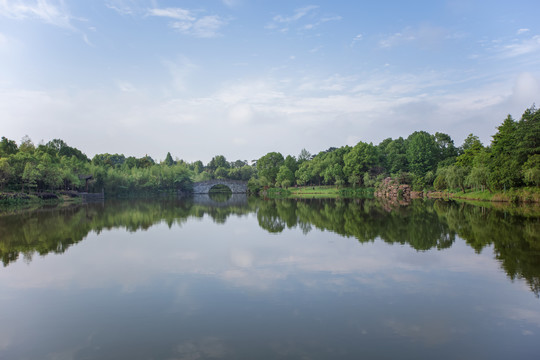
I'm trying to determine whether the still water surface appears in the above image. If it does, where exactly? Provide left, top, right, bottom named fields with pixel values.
left=0, top=196, right=539, bottom=359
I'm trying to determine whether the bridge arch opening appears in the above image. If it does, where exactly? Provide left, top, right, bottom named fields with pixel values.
left=192, top=180, right=248, bottom=194
left=208, top=184, right=232, bottom=202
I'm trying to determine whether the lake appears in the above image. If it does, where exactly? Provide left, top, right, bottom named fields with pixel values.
left=0, top=195, right=539, bottom=359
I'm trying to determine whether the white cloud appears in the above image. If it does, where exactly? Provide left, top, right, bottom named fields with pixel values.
left=148, top=7, right=227, bottom=38
left=272, top=5, right=318, bottom=23
left=498, top=35, right=540, bottom=58
left=148, top=7, right=194, bottom=21
left=517, top=28, right=530, bottom=35
left=379, top=24, right=447, bottom=49
left=162, top=55, right=199, bottom=92
left=105, top=0, right=147, bottom=16
left=1, top=66, right=536, bottom=162
left=0, top=0, right=74, bottom=28
left=268, top=5, right=340, bottom=33
left=351, top=33, right=363, bottom=47
left=116, top=80, right=137, bottom=92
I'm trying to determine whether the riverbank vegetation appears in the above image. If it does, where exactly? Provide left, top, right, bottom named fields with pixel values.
left=0, top=106, right=538, bottom=203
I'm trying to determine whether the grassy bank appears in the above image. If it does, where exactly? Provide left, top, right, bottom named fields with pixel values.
left=427, top=187, right=540, bottom=203
left=0, top=191, right=82, bottom=210
left=263, top=186, right=374, bottom=199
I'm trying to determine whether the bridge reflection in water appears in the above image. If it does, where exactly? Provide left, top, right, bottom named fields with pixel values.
left=192, top=193, right=249, bottom=207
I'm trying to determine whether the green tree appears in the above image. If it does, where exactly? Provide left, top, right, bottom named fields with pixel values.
left=192, top=160, right=204, bottom=174
left=22, top=162, right=40, bottom=191
left=343, top=141, right=378, bottom=185
left=0, top=136, right=18, bottom=157
left=164, top=152, right=174, bottom=166
left=207, top=155, right=229, bottom=173
left=214, top=167, right=228, bottom=179
left=276, top=165, right=295, bottom=188
left=522, top=154, right=540, bottom=186
left=435, top=132, right=457, bottom=166
left=137, top=155, right=155, bottom=168
left=298, top=148, right=311, bottom=164
left=406, top=131, right=438, bottom=176
left=456, top=134, right=483, bottom=168
left=19, top=135, right=35, bottom=154
left=284, top=155, right=298, bottom=174
left=0, top=158, right=11, bottom=190
left=490, top=115, right=521, bottom=189
left=382, top=137, right=408, bottom=174
left=257, top=152, right=284, bottom=186
left=445, top=165, right=467, bottom=192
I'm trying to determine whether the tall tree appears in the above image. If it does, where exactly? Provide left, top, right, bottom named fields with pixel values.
left=257, top=152, right=284, bottom=186
left=490, top=115, right=521, bottom=189
left=343, top=141, right=378, bottom=185
left=164, top=152, right=174, bottom=166
left=0, top=137, right=18, bottom=157
left=406, top=131, right=439, bottom=176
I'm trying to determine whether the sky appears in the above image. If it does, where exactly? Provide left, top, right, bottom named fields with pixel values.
left=1, top=0, right=539, bottom=163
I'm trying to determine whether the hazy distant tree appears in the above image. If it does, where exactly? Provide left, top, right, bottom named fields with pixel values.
left=192, top=160, right=204, bottom=174
left=19, top=135, right=35, bottom=153
left=207, top=155, right=229, bottom=172
left=0, top=137, right=18, bottom=157
left=137, top=155, right=155, bottom=168
left=298, top=148, right=311, bottom=164
left=164, top=152, right=174, bottom=166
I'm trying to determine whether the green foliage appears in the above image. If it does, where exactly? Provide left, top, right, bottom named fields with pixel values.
left=0, top=137, right=18, bottom=157
left=284, top=155, right=298, bottom=175
left=247, top=177, right=263, bottom=194
left=0, top=158, right=11, bottom=191
left=433, top=174, right=447, bottom=190
left=164, top=152, right=174, bottom=166
left=343, top=141, right=378, bottom=181
left=522, top=154, right=540, bottom=186
left=445, top=165, right=468, bottom=192
left=406, top=131, right=439, bottom=176
left=380, top=137, right=408, bottom=173
left=298, top=148, right=311, bottom=164
left=276, top=165, right=295, bottom=188
left=207, top=155, right=229, bottom=172
left=19, top=135, right=35, bottom=154
left=257, top=152, right=284, bottom=185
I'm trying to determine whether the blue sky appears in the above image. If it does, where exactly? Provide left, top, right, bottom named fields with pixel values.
left=1, top=0, right=539, bottom=163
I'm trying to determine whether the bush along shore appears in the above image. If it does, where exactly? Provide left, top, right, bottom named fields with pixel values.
left=0, top=191, right=83, bottom=207
left=375, top=177, right=540, bottom=204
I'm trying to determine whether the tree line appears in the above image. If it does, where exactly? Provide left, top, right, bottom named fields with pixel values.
left=0, top=106, right=538, bottom=196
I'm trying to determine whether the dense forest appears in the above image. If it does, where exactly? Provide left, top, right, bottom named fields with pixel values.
left=0, top=106, right=538, bottom=197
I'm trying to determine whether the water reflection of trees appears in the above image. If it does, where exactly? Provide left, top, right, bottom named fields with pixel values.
left=0, top=197, right=256, bottom=267
left=262, top=198, right=539, bottom=296
left=1, top=197, right=538, bottom=296
left=257, top=198, right=456, bottom=250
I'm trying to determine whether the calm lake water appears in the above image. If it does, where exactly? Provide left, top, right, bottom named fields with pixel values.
left=0, top=195, right=539, bottom=359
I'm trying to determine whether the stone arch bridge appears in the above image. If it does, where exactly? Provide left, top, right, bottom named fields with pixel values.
left=193, top=180, right=248, bottom=194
